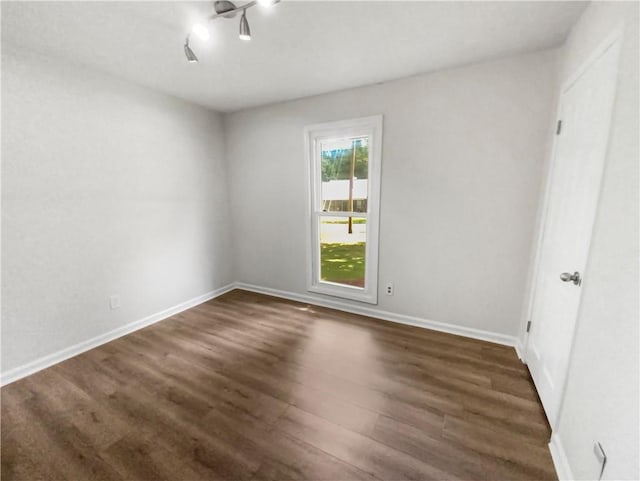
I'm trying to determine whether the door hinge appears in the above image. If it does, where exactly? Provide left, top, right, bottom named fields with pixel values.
left=556, top=120, right=563, bottom=135
left=526, top=321, right=532, bottom=333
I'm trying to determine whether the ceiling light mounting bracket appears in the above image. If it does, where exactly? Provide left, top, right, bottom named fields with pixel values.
left=211, top=0, right=252, bottom=20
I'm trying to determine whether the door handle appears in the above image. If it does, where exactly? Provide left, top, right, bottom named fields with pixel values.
left=560, top=271, right=581, bottom=286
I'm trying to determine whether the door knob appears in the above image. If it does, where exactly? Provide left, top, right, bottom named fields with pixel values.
left=560, top=271, right=581, bottom=286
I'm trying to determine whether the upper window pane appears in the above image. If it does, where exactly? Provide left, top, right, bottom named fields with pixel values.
left=320, top=137, right=368, bottom=213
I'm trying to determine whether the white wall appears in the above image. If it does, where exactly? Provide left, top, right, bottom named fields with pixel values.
left=1, top=43, right=233, bottom=375
left=225, top=49, right=558, bottom=339
left=549, top=3, right=639, bottom=480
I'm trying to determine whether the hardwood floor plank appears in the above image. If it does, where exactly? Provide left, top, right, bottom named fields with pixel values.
left=2, top=289, right=554, bottom=481
left=1, top=432, right=69, bottom=481
left=250, top=432, right=378, bottom=481
left=100, top=436, right=175, bottom=481
left=370, top=414, right=541, bottom=481
left=491, top=371, right=540, bottom=399
left=454, top=408, right=551, bottom=445
left=5, top=398, right=123, bottom=481
left=277, top=405, right=459, bottom=481
left=288, top=383, right=381, bottom=436
left=442, top=415, right=556, bottom=479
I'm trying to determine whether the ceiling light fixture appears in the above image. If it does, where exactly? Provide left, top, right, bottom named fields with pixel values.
left=183, top=0, right=280, bottom=62
left=239, top=9, right=251, bottom=41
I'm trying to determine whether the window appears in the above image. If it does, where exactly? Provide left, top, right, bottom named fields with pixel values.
left=305, top=115, right=382, bottom=304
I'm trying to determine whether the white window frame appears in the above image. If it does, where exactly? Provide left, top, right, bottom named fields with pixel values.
left=304, top=115, right=383, bottom=304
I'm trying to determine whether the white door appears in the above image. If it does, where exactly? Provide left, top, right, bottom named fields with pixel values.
left=526, top=34, right=621, bottom=427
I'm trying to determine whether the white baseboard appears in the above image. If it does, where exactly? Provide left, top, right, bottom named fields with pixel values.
left=515, top=338, right=526, bottom=363
left=0, top=283, right=236, bottom=386
left=234, top=282, right=517, bottom=347
left=2, top=281, right=518, bottom=386
left=549, top=433, right=574, bottom=481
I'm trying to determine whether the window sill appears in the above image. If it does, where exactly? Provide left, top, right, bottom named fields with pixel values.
left=308, top=283, right=378, bottom=305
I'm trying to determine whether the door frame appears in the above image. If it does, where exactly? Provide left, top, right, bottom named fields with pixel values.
left=521, top=26, right=623, bottom=390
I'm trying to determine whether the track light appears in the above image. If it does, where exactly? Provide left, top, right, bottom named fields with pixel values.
left=184, top=1, right=280, bottom=61
left=184, top=37, right=198, bottom=63
left=239, top=9, right=251, bottom=41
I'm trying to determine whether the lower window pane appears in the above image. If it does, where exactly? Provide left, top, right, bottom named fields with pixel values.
left=319, top=216, right=366, bottom=288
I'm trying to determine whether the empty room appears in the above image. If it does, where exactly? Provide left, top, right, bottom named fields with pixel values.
left=1, top=1, right=638, bottom=480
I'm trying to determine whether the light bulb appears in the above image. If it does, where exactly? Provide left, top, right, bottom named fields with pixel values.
left=191, top=23, right=210, bottom=41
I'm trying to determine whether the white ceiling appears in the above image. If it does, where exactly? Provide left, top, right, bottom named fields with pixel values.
left=2, top=1, right=587, bottom=112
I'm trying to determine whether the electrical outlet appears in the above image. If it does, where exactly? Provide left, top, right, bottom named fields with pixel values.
left=109, top=295, right=121, bottom=310
left=385, top=283, right=394, bottom=296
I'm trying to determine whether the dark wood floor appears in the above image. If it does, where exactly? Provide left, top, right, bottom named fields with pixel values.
left=2, top=289, right=555, bottom=481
